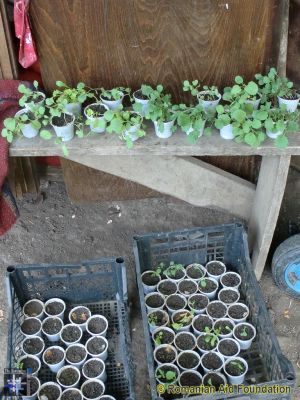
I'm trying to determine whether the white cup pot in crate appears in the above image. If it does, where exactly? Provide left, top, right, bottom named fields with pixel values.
left=84, top=103, right=109, bottom=133
left=174, top=331, right=197, bottom=352
left=18, top=355, right=41, bottom=376
left=133, top=89, right=150, bottom=116
left=213, top=318, right=235, bottom=339
left=157, top=279, right=178, bottom=297
left=60, top=324, right=83, bottom=346
left=21, top=376, right=40, bottom=400
left=220, top=124, right=234, bottom=140
left=164, top=264, right=186, bottom=282
left=69, top=305, right=91, bottom=332
left=24, top=91, right=46, bottom=111
left=220, top=272, right=241, bottom=290
left=201, top=351, right=224, bottom=374
left=165, top=294, right=187, bottom=315
left=81, top=379, right=105, bottom=400
left=100, top=92, right=124, bottom=110
left=99, top=396, right=117, bottom=400
left=85, top=336, right=109, bottom=361
left=154, top=344, right=177, bottom=366
left=145, top=292, right=165, bottom=313
left=188, top=293, right=210, bottom=315
left=141, top=270, right=161, bottom=294
left=179, top=370, right=203, bottom=388
left=217, top=338, right=241, bottom=360
left=171, top=309, right=193, bottom=333
left=206, top=260, right=226, bottom=282
left=21, top=317, right=42, bottom=338
left=177, top=350, right=201, bottom=371
left=38, top=382, right=62, bottom=400
left=218, top=288, right=240, bottom=305
left=192, top=314, right=213, bottom=337
left=147, top=309, right=169, bottom=334
left=23, top=299, right=44, bottom=320
left=198, top=277, right=218, bottom=300
left=185, top=263, right=206, bottom=282
left=155, top=363, right=180, bottom=386
left=21, top=336, right=45, bottom=358
left=152, top=327, right=175, bottom=347
left=224, top=356, right=248, bottom=385
left=51, top=112, right=75, bottom=142
left=44, top=298, right=66, bottom=320
left=203, top=371, right=227, bottom=389
left=42, top=316, right=63, bottom=342
left=227, top=303, right=249, bottom=324
left=197, top=91, right=221, bottom=111
left=196, top=333, right=219, bottom=355
left=82, top=358, right=107, bottom=382
left=277, top=94, right=299, bottom=112
left=153, top=120, right=175, bottom=139
left=56, top=365, right=81, bottom=389
left=66, top=343, right=87, bottom=369
left=178, top=279, right=198, bottom=298
left=86, top=315, right=108, bottom=337
left=206, top=300, right=227, bottom=321
left=233, top=322, right=256, bottom=350
left=60, top=388, right=83, bottom=400
left=43, top=346, right=66, bottom=373
left=15, top=110, right=39, bottom=138
left=64, top=102, right=82, bottom=116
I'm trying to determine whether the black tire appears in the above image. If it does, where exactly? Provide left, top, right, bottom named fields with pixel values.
left=272, top=234, right=300, bottom=299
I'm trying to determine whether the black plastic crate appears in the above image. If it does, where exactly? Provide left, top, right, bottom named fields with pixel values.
left=6, top=258, right=135, bottom=400
left=133, top=223, right=296, bottom=400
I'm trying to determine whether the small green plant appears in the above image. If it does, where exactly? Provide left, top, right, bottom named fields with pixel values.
left=18, top=80, right=44, bottom=109
left=152, top=262, right=166, bottom=277
left=156, top=368, right=177, bottom=382
left=165, top=261, right=184, bottom=278
left=172, top=311, right=193, bottom=330
left=154, top=331, right=164, bottom=346
left=225, top=325, right=232, bottom=332
left=199, top=279, right=207, bottom=288
left=207, top=378, right=213, bottom=386
left=255, top=68, right=298, bottom=102
left=264, top=107, right=299, bottom=148
left=239, top=326, right=248, bottom=338
left=223, top=76, right=260, bottom=106
left=148, top=314, right=158, bottom=326
left=228, top=360, right=245, bottom=372
left=101, top=87, right=131, bottom=101
left=182, top=80, right=220, bottom=101
left=204, top=333, right=218, bottom=347
left=174, top=103, right=210, bottom=143
left=104, top=110, right=145, bottom=148
left=15, top=361, right=24, bottom=370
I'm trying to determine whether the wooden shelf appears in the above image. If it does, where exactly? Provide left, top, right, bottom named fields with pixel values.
left=9, top=127, right=300, bottom=157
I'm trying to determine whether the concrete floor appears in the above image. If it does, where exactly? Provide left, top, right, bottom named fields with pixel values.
left=0, top=179, right=299, bottom=399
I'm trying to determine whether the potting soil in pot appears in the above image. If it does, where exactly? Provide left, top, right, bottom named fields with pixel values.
left=39, top=385, right=61, bottom=400
left=228, top=304, right=247, bottom=319
left=222, top=273, right=240, bottom=287
left=189, top=295, right=209, bottom=310
left=219, top=340, right=239, bottom=356
left=59, top=367, right=79, bottom=386
left=175, top=333, right=195, bottom=350
left=88, top=316, right=106, bottom=334
left=24, top=301, right=43, bottom=317
left=207, top=262, right=225, bottom=275
left=219, top=289, right=239, bottom=303
left=207, top=302, right=227, bottom=318
left=166, top=295, right=185, bottom=310
left=24, top=377, right=39, bottom=395
left=66, top=346, right=86, bottom=363
left=83, top=360, right=104, bottom=378
left=155, top=346, right=176, bottom=363
left=62, top=325, right=81, bottom=342
left=186, top=265, right=204, bottom=279
left=142, top=273, right=160, bottom=286
left=154, top=329, right=174, bottom=345
left=43, top=318, right=62, bottom=334
left=87, top=337, right=106, bottom=355
left=146, top=294, right=164, bottom=308
left=235, top=324, right=255, bottom=340
left=214, top=320, right=234, bottom=335
left=52, top=114, right=73, bottom=127
left=82, top=381, right=104, bottom=398
left=23, top=338, right=43, bottom=354
left=180, top=372, right=202, bottom=387
left=44, top=348, right=64, bottom=364
left=71, top=307, right=90, bottom=323
left=21, top=318, right=40, bottom=335
left=61, top=390, right=82, bottom=400
left=178, top=352, right=199, bottom=369
left=21, top=357, right=39, bottom=373
left=199, top=279, right=217, bottom=293
left=158, top=280, right=177, bottom=295
left=202, top=352, right=223, bottom=369
left=46, top=302, right=64, bottom=316
left=193, top=315, right=213, bottom=332
left=178, top=280, right=197, bottom=295
left=226, top=360, right=246, bottom=376
left=203, top=372, right=224, bottom=390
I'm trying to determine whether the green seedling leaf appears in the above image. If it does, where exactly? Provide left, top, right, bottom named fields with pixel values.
left=275, top=135, right=288, bottom=149
left=40, top=130, right=52, bottom=140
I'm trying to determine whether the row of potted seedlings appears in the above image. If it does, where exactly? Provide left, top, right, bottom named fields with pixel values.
left=18, top=297, right=116, bottom=400
left=141, top=261, right=256, bottom=393
left=1, top=68, right=299, bottom=153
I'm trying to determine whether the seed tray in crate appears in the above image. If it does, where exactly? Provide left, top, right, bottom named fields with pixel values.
left=6, top=258, right=135, bottom=400
left=133, top=223, right=295, bottom=400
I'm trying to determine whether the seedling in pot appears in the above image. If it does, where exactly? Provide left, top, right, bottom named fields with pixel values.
left=224, top=357, right=248, bottom=385
left=233, top=322, right=256, bottom=350
left=148, top=310, right=169, bottom=333
left=198, top=277, right=218, bottom=299
left=155, top=364, right=179, bottom=385
left=183, top=80, right=220, bottom=101
left=18, top=81, right=45, bottom=110
left=174, top=103, right=210, bottom=143
left=197, top=332, right=219, bottom=353
left=186, top=263, right=206, bottom=280
left=213, top=318, right=234, bottom=338
left=165, top=262, right=186, bottom=281
left=172, top=310, right=193, bottom=331
left=188, top=294, right=209, bottom=314
left=18, top=355, right=40, bottom=375
left=152, top=327, right=175, bottom=346
left=101, top=87, right=131, bottom=101
left=223, top=76, right=260, bottom=107
left=84, top=103, right=108, bottom=133
left=264, top=106, right=299, bottom=148
left=141, top=270, right=161, bottom=294
left=192, top=315, right=213, bottom=335
left=38, top=382, right=62, bottom=400
left=203, top=372, right=227, bottom=390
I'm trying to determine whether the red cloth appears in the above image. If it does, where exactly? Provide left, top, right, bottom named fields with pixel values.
left=0, top=80, right=26, bottom=235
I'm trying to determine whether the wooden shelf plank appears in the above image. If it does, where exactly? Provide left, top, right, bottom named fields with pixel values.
left=9, top=127, right=300, bottom=157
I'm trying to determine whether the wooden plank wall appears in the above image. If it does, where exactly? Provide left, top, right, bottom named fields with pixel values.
left=30, top=0, right=284, bottom=199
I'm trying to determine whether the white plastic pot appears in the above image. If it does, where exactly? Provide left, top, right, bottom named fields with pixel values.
left=21, top=336, right=45, bottom=358
left=100, top=92, right=124, bottom=110
left=154, top=344, right=177, bottom=365
left=57, top=365, right=81, bottom=389
left=153, top=120, right=174, bottom=139
left=18, top=355, right=41, bottom=376
left=51, top=112, right=75, bottom=142
left=44, top=298, right=66, bottom=320
left=198, top=91, right=221, bottom=111
left=227, top=302, right=249, bottom=324
left=198, top=277, right=219, bottom=300
left=178, top=279, right=198, bottom=297
left=123, top=123, right=142, bottom=142
left=174, top=331, right=197, bottom=352
left=22, top=376, right=40, bottom=400
left=64, top=102, right=82, bottom=116
left=86, top=315, right=108, bottom=337
left=186, top=121, right=205, bottom=137
left=81, top=379, right=105, bottom=400
left=177, top=350, right=201, bottom=371
left=42, top=316, right=63, bottom=342
left=60, top=324, right=83, bottom=346
left=99, top=396, right=116, bottom=400
left=15, top=110, right=39, bottom=138
left=218, top=288, right=240, bottom=305
left=43, top=346, right=66, bottom=373
left=155, top=363, right=180, bottom=386
left=38, top=382, right=62, bottom=400
left=164, top=267, right=186, bottom=283
left=157, top=279, right=178, bottom=297
left=201, top=351, right=224, bottom=373
left=220, top=272, right=241, bottom=290
left=213, top=318, right=234, bottom=339
left=152, top=327, right=175, bottom=347
left=179, top=370, right=202, bottom=387
left=224, top=356, right=248, bottom=385
left=217, top=338, right=240, bottom=360
left=277, top=95, right=299, bottom=112
left=84, top=103, right=108, bottom=133
left=203, top=371, right=227, bottom=387
left=220, top=124, right=234, bottom=140
left=233, top=322, right=256, bottom=350
left=21, top=317, right=42, bottom=338
left=197, top=334, right=219, bottom=355
left=185, top=263, right=206, bottom=282
left=82, top=358, right=107, bottom=382
left=23, top=299, right=44, bottom=320
left=171, top=309, right=193, bottom=333
left=60, top=388, right=83, bottom=400
left=245, top=94, right=261, bottom=110
left=266, top=129, right=285, bottom=139
left=147, top=310, right=169, bottom=334
left=188, top=294, right=209, bottom=315
left=145, top=292, right=165, bottom=313
left=165, top=294, right=187, bottom=315
left=69, top=305, right=91, bottom=332
left=192, top=314, right=214, bottom=337
left=206, top=300, right=227, bottom=321
left=24, top=92, right=46, bottom=111
left=206, top=260, right=226, bottom=282
left=85, top=336, right=108, bottom=361
left=141, top=271, right=161, bottom=294
left=66, top=343, right=87, bottom=368
left=133, top=90, right=150, bottom=116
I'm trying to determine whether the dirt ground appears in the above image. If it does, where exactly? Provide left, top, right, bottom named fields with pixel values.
left=0, top=172, right=299, bottom=399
